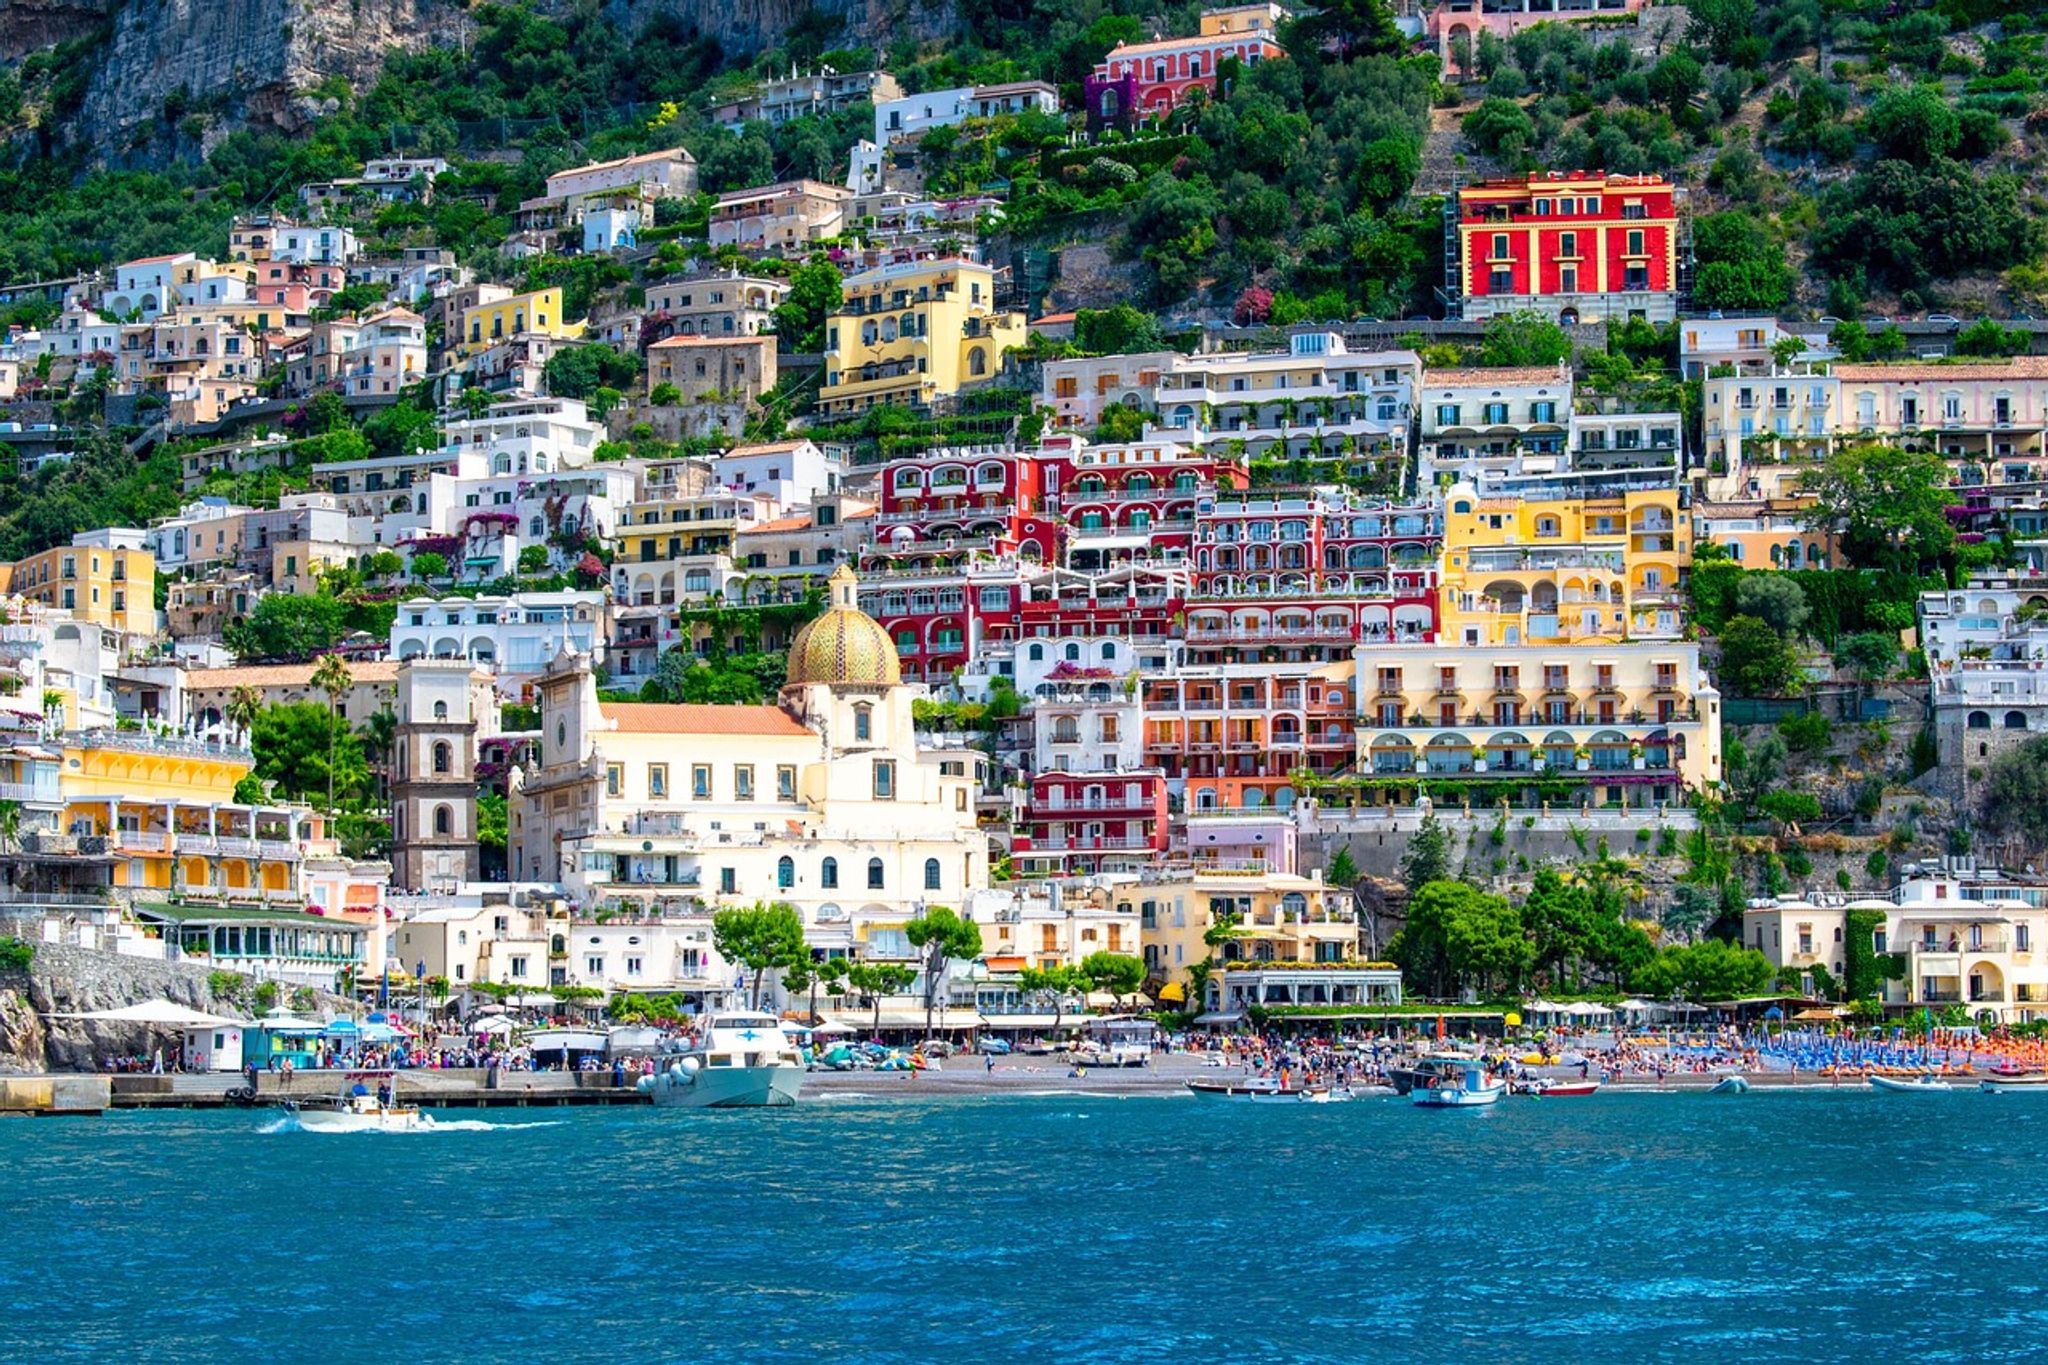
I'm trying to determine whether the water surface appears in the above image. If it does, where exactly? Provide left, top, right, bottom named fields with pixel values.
left=4, top=1089, right=2043, bottom=1363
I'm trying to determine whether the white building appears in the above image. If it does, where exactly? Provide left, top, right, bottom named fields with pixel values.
left=273, top=225, right=361, bottom=266
left=391, top=592, right=609, bottom=680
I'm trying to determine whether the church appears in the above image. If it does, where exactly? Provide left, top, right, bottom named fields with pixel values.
left=509, top=565, right=990, bottom=960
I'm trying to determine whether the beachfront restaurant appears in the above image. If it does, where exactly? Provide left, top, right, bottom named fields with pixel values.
left=133, top=901, right=368, bottom=990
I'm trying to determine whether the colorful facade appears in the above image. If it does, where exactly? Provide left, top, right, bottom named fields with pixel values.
left=1455, top=172, right=1681, bottom=323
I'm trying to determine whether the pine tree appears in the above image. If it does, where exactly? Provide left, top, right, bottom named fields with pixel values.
left=1399, top=813, right=1452, bottom=893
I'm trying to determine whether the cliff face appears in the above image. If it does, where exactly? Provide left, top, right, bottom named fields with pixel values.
left=3, top=0, right=961, bottom=165
left=0, top=941, right=228, bottom=1072
left=70, top=0, right=469, bottom=155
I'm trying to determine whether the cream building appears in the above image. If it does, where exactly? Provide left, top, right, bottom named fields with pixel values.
left=1744, top=874, right=2048, bottom=1024
left=821, top=257, right=1025, bottom=416
left=511, top=566, right=988, bottom=964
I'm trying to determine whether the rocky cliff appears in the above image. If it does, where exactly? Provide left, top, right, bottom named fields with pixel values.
left=2, top=0, right=960, bottom=164
left=0, top=941, right=237, bottom=1072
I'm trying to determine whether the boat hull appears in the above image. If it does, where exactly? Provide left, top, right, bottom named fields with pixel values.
left=1524, top=1081, right=1602, bottom=1097
left=1979, top=1077, right=2048, bottom=1094
left=1869, top=1076, right=1951, bottom=1094
left=1412, top=1084, right=1505, bottom=1107
left=1185, top=1081, right=1322, bottom=1101
left=649, top=1063, right=804, bottom=1109
left=1708, top=1076, right=1750, bottom=1095
left=291, top=1107, right=425, bottom=1133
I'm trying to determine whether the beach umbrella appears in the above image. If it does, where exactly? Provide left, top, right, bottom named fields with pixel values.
left=779, top=1021, right=812, bottom=1036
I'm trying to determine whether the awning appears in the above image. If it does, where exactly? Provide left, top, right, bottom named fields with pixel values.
left=50, top=999, right=241, bottom=1029
left=1157, top=981, right=1186, bottom=1003
left=822, top=1007, right=983, bottom=1030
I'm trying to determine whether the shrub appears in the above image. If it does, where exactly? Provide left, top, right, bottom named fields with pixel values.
left=0, top=937, right=31, bottom=972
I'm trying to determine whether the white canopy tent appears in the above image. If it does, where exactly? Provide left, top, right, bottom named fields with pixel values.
left=50, top=999, right=242, bottom=1029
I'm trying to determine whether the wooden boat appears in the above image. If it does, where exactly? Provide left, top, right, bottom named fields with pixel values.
left=1869, top=1075, right=1952, bottom=1094
left=1979, top=1073, right=2048, bottom=1094
left=1707, top=1075, right=1750, bottom=1095
left=1412, top=1060, right=1506, bottom=1108
left=1521, top=1078, right=1602, bottom=1098
left=1185, top=1078, right=1335, bottom=1102
left=1388, top=1053, right=1480, bottom=1096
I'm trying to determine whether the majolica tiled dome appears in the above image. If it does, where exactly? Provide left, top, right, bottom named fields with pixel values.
left=786, top=565, right=901, bottom=688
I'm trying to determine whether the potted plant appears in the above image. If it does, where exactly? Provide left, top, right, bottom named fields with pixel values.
left=1533, top=750, right=1548, bottom=772
left=1630, top=740, right=1647, bottom=770
left=1471, top=742, right=1489, bottom=773
left=1574, top=743, right=1592, bottom=772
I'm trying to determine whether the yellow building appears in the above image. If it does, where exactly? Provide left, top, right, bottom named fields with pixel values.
left=1126, top=869, right=1359, bottom=986
left=1437, top=482, right=1688, bottom=647
left=0, top=533, right=155, bottom=633
left=457, top=287, right=580, bottom=358
left=820, top=257, right=1025, bottom=416
left=56, top=730, right=322, bottom=905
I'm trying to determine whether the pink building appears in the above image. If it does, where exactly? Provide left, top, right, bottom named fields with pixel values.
left=1085, top=4, right=1287, bottom=128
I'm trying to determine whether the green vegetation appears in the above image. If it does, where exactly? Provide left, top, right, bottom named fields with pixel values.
left=0, top=937, right=32, bottom=973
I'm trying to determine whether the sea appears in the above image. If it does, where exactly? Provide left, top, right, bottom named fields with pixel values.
left=4, top=1087, right=2046, bottom=1364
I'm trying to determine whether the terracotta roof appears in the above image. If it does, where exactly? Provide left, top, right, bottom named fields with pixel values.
left=738, top=501, right=876, bottom=535
left=646, top=333, right=773, bottom=349
left=1424, top=366, right=1569, bottom=388
left=183, top=661, right=402, bottom=690
left=598, top=702, right=810, bottom=736
left=1104, top=32, right=1278, bottom=57
left=725, top=440, right=815, bottom=456
left=1032, top=311, right=1078, bottom=325
left=1833, top=357, right=2048, bottom=383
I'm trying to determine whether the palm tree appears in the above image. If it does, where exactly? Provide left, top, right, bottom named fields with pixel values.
left=359, top=708, right=399, bottom=804
left=226, top=685, right=262, bottom=745
left=310, top=653, right=354, bottom=812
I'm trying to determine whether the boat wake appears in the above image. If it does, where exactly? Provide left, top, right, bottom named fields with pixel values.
left=262, top=1114, right=561, bottom=1133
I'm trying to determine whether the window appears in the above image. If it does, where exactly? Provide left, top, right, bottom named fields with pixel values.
left=720, top=867, right=736, bottom=894
left=510, top=957, right=528, bottom=979
left=868, top=857, right=885, bottom=889
left=587, top=956, right=604, bottom=976
left=605, top=764, right=622, bottom=798
left=433, top=805, right=452, bottom=836
left=777, top=855, right=795, bottom=889
left=821, top=857, right=839, bottom=889
left=689, top=764, right=710, bottom=798
left=854, top=705, right=872, bottom=742
left=649, top=764, right=669, bottom=799
left=735, top=765, right=755, bottom=800
left=873, top=760, right=896, bottom=799
left=924, top=858, right=942, bottom=890
left=432, top=741, right=451, bottom=774
left=777, top=764, right=797, bottom=800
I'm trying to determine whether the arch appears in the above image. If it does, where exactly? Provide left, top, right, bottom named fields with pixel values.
left=2005, top=711, right=2029, bottom=730
left=821, top=856, right=839, bottom=889
left=432, top=741, right=451, bottom=774
left=967, top=347, right=988, bottom=377
left=924, top=858, right=941, bottom=890
left=432, top=700, right=449, bottom=720
left=1967, top=710, right=1992, bottom=729
left=433, top=804, right=452, bottom=836
left=867, top=857, right=885, bottom=889
left=777, top=855, right=795, bottom=889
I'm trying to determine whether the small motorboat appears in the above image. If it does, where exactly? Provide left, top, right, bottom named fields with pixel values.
left=1521, top=1078, right=1602, bottom=1098
left=1979, top=1073, right=2048, bottom=1094
left=1707, top=1075, right=1750, bottom=1095
left=1869, top=1075, right=1951, bottom=1094
left=284, top=1072, right=423, bottom=1132
left=1186, top=1078, right=1325, bottom=1101
left=1412, top=1060, right=1506, bottom=1108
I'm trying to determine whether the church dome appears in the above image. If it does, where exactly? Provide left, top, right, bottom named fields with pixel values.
left=785, top=565, right=900, bottom=688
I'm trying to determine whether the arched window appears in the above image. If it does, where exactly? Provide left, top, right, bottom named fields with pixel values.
left=924, top=858, right=941, bottom=890
left=2006, top=711, right=2029, bottom=730
left=1968, top=711, right=1992, bottom=729
left=868, top=857, right=885, bottom=889
left=433, top=741, right=451, bottom=774
left=821, top=857, right=839, bottom=889
left=433, top=804, right=452, bottom=836
left=433, top=700, right=448, bottom=720
left=777, top=855, right=795, bottom=889
left=854, top=705, right=872, bottom=742
left=1028, top=643, right=1044, bottom=661
left=1065, top=643, right=1080, bottom=661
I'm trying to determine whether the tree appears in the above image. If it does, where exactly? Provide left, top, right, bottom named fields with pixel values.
left=1073, top=305, right=1165, bottom=356
left=232, top=773, right=267, bottom=804
left=1734, top=573, right=1809, bottom=640
left=1462, top=97, right=1536, bottom=160
left=1953, top=318, right=2029, bottom=359
left=310, top=653, right=353, bottom=812
left=770, top=255, right=843, bottom=354
left=1078, top=951, right=1146, bottom=1008
left=1284, top=0, right=1402, bottom=58
left=1686, top=0, right=1757, bottom=62
left=903, top=905, right=982, bottom=1039
left=1391, top=881, right=1531, bottom=998
left=1522, top=869, right=1595, bottom=990
left=1799, top=444, right=1957, bottom=575
left=1836, top=631, right=1899, bottom=696
left=223, top=593, right=348, bottom=662
left=650, top=382, right=682, bottom=406
left=1865, top=85, right=1960, bottom=164
left=410, top=551, right=447, bottom=581
left=711, top=902, right=807, bottom=1009
left=1631, top=939, right=1774, bottom=1001
left=476, top=793, right=507, bottom=854
left=1399, top=811, right=1453, bottom=894
left=542, top=344, right=640, bottom=400
left=846, top=960, right=917, bottom=1033
left=1692, top=212, right=1795, bottom=313
left=250, top=702, right=368, bottom=807
left=1016, top=965, right=1084, bottom=1031
left=1478, top=312, right=1571, bottom=368
left=517, top=545, right=550, bottom=575
left=226, top=684, right=263, bottom=742
left=1326, top=846, right=1359, bottom=889
left=1646, top=51, right=1702, bottom=121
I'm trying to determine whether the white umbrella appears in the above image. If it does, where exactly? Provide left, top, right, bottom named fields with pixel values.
left=811, top=1020, right=856, bottom=1036
left=469, top=1016, right=519, bottom=1035
left=51, top=999, right=241, bottom=1029
left=779, top=1021, right=812, bottom=1035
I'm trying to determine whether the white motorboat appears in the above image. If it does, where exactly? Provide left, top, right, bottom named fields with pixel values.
left=1979, top=1071, right=2048, bottom=1095
left=640, top=1010, right=805, bottom=1109
left=1707, top=1074, right=1751, bottom=1095
left=1186, top=1077, right=1331, bottom=1102
left=286, top=1074, right=424, bottom=1132
left=1411, top=1060, right=1506, bottom=1108
left=1869, top=1075, right=1952, bottom=1094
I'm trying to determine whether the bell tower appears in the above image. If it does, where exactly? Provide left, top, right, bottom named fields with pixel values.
left=390, top=657, right=482, bottom=892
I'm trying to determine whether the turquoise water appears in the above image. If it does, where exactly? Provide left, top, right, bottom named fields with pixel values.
left=6, top=1089, right=2048, bottom=1363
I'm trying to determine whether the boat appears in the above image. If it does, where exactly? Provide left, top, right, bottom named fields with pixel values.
left=639, top=1010, right=805, bottom=1109
left=1979, top=1073, right=2048, bottom=1094
left=1707, top=1075, right=1750, bottom=1095
left=1186, top=1078, right=1332, bottom=1102
left=1869, top=1075, right=1952, bottom=1094
left=1411, top=1060, right=1506, bottom=1108
left=1388, top=1052, right=1480, bottom=1096
left=1074, top=1015, right=1156, bottom=1068
left=1520, top=1078, right=1602, bottom=1098
left=284, top=1072, right=424, bottom=1132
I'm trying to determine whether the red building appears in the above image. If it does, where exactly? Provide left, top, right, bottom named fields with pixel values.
left=1454, top=171, right=1682, bottom=324
left=1035, top=433, right=1248, bottom=573
left=1084, top=5, right=1286, bottom=129
left=1013, top=770, right=1170, bottom=875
